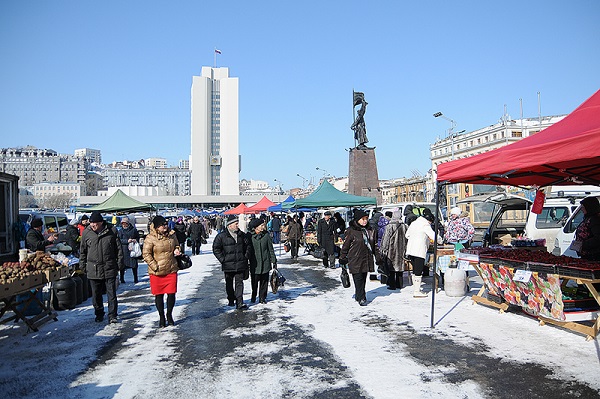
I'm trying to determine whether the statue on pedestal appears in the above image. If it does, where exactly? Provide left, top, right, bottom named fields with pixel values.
left=351, top=91, right=369, bottom=149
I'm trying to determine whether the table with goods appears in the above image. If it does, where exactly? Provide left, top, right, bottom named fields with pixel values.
left=0, top=251, right=72, bottom=332
left=460, top=246, right=600, bottom=341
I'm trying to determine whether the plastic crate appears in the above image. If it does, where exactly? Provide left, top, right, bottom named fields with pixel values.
left=526, top=262, right=557, bottom=274
left=557, top=265, right=600, bottom=280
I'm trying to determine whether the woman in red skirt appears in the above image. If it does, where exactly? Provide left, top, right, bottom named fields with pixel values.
left=143, top=215, right=181, bottom=328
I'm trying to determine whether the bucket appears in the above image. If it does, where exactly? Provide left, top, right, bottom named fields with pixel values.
left=72, top=275, right=83, bottom=305
left=444, top=268, right=467, bottom=297
left=52, top=277, right=77, bottom=310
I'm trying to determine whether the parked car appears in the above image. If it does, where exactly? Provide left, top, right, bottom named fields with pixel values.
left=552, top=193, right=600, bottom=257
left=19, top=211, right=70, bottom=242
left=458, top=193, right=531, bottom=246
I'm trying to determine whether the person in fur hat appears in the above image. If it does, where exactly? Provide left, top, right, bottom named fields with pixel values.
left=339, top=209, right=380, bottom=306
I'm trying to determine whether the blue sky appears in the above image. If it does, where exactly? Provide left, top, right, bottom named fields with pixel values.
left=1, top=1, right=599, bottom=191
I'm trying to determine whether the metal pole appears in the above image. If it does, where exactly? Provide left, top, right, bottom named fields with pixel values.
left=430, top=181, right=443, bottom=329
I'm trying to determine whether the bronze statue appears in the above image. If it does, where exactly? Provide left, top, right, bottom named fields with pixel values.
left=351, top=91, right=368, bottom=149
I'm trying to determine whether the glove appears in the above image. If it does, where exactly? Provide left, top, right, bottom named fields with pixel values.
left=339, top=258, right=348, bottom=266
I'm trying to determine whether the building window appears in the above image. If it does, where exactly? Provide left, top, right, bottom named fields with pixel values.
left=512, top=131, right=522, bottom=138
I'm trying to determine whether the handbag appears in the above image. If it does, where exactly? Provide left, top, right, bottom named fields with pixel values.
left=270, top=269, right=286, bottom=293
left=312, top=247, right=324, bottom=259
left=201, top=236, right=208, bottom=244
left=283, top=241, right=291, bottom=252
left=175, top=254, right=193, bottom=270
left=340, top=268, right=351, bottom=288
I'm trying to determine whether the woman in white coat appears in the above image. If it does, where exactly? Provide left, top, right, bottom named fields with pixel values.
left=405, top=211, right=440, bottom=297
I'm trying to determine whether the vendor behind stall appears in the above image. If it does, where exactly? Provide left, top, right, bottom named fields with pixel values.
left=26, top=218, right=57, bottom=251
left=573, top=196, right=600, bottom=261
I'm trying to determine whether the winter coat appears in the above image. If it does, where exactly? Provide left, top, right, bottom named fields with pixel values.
left=379, top=217, right=408, bottom=272
left=377, top=216, right=390, bottom=247
left=270, top=216, right=282, bottom=232
left=142, top=225, right=179, bottom=276
left=444, top=216, right=475, bottom=243
left=80, top=223, right=124, bottom=280
left=187, top=221, right=206, bottom=240
left=118, top=224, right=140, bottom=269
left=65, top=224, right=80, bottom=254
left=26, top=228, right=52, bottom=251
left=317, top=218, right=337, bottom=254
left=173, top=222, right=187, bottom=244
left=249, top=230, right=277, bottom=275
left=339, top=221, right=378, bottom=274
left=575, top=214, right=600, bottom=260
left=212, top=228, right=251, bottom=273
left=287, top=220, right=303, bottom=240
left=405, top=216, right=437, bottom=260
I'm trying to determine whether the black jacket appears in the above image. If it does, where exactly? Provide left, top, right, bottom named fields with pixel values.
left=26, top=228, right=52, bottom=251
left=339, top=221, right=379, bottom=274
left=65, top=224, right=80, bottom=253
left=317, top=218, right=337, bottom=254
left=187, top=221, right=206, bottom=240
left=80, top=223, right=124, bottom=279
left=173, top=222, right=187, bottom=244
left=212, top=228, right=251, bottom=273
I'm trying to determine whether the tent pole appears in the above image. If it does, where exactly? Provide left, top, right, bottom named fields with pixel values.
left=430, top=181, right=444, bottom=329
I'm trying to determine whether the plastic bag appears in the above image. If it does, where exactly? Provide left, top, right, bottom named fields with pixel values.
left=128, top=242, right=142, bottom=258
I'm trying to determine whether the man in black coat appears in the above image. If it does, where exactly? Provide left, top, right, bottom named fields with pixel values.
left=317, top=211, right=338, bottom=268
left=26, top=218, right=57, bottom=251
left=80, top=211, right=124, bottom=323
left=187, top=216, right=206, bottom=256
left=212, top=215, right=251, bottom=310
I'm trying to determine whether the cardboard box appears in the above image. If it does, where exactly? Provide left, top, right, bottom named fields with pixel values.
left=43, top=268, right=61, bottom=283
left=0, top=279, right=18, bottom=298
left=12, top=276, right=32, bottom=295
left=29, top=272, right=44, bottom=288
left=497, top=234, right=513, bottom=246
left=59, top=266, right=69, bottom=279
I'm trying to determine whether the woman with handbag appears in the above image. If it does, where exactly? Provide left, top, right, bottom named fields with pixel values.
left=143, top=215, right=181, bottom=327
left=117, top=217, right=140, bottom=283
left=339, top=209, right=380, bottom=306
left=248, top=218, right=277, bottom=304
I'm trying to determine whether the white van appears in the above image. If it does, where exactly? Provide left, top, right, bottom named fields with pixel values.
left=552, top=193, right=600, bottom=257
left=19, top=211, right=69, bottom=241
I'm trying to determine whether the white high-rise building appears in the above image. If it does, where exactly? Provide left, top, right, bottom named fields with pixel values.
left=190, top=66, right=239, bottom=195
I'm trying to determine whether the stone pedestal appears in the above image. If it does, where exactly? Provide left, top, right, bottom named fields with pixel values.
left=348, top=147, right=381, bottom=204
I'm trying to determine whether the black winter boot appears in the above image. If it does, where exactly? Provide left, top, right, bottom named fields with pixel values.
left=132, top=268, right=139, bottom=284
left=397, top=272, right=404, bottom=289
left=166, top=294, right=176, bottom=326
left=155, top=295, right=166, bottom=328
left=120, top=269, right=126, bottom=284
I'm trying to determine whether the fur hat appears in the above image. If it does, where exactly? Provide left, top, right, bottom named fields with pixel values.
left=31, top=218, right=43, bottom=228
left=152, top=215, right=167, bottom=228
left=581, top=196, right=600, bottom=215
left=450, top=207, right=462, bottom=216
left=226, top=215, right=239, bottom=226
left=89, top=211, right=103, bottom=223
left=353, top=209, right=369, bottom=222
left=248, top=218, right=263, bottom=231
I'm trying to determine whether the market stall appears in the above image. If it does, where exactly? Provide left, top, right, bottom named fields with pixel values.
left=432, top=88, right=600, bottom=338
left=0, top=252, right=69, bottom=331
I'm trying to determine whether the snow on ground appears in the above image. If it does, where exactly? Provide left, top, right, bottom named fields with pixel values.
left=1, top=234, right=599, bottom=399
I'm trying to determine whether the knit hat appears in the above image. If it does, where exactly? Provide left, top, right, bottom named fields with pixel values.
left=89, top=211, right=103, bottom=223
left=226, top=215, right=239, bottom=226
left=324, top=211, right=332, bottom=216
left=422, top=208, right=435, bottom=222
left=152, top=215, right=167, bottom=228
left=248, top=218, right=263, bottom=231
left=581, top=196, right=600, bottom=215
left=353, top=209, right=369, bottom=222
left=31, top=218, right=43, bottom=228
left=80, top=214, right=89, bottom=221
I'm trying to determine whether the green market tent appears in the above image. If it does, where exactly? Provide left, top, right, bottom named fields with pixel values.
left=283, top=180, right=377, bottom=209
left=76, top=189, right=154, bottom=213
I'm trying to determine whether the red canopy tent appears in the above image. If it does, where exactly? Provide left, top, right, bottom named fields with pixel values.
left=437, top=89, right=600, bottom=187
left=223, top=203, right=249, bottom=215
left=245, top=196, right=276, bottom=214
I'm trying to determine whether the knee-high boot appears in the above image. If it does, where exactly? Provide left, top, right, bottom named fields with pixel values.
left=166, top=294, right=176, bottom=326
left=120, top=269, right=126, bottom=284
left=132, top=267, right=138, bottom=284
left=155, top=294, right=166, bottom=327
left=397, top=272, right=404, bottom=289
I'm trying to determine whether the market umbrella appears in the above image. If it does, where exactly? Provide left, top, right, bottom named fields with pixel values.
left=245, top=196, right=277, bottom=214
left=223, top=203, right=249, bottom=215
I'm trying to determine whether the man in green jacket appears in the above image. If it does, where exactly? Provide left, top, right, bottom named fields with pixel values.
left=248, top=218, right=277, bottom=304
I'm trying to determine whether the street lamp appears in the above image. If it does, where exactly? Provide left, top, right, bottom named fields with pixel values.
left=433, top=111, right=461, bottom=160
left=296, top=174, right=308, bottom=189
left=273, top=179, right=283, bottom=202
left=315, top=167, right=330, bottom=177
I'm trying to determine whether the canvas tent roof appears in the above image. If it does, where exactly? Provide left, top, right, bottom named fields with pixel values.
left=283, top=180, right=377, bottom=209
left=267, top=195, right=295, bottom=212
left=245, top=196, right=277, bottom=214
left=76, top=189, right=153, bottom=212
left=223, top=203, right=249, bottom=215
left=436, top=89, right=600, bottom=187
